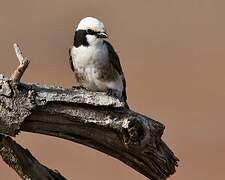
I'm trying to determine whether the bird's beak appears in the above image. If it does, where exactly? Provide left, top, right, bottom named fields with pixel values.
left=97, top=32, right=108, bottom=39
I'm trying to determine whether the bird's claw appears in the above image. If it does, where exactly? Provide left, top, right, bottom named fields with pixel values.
left=72, top=86, right=86, bottom=90
left=106, top=89, right=113, bottom=96
left=106, top=89, right=119, bottom=99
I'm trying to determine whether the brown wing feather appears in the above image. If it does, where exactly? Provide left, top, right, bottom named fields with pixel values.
left=104, top=40, right=127, bottom=101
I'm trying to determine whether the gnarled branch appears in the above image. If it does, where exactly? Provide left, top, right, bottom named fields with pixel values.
left=0, top=44, right=178, bottom=180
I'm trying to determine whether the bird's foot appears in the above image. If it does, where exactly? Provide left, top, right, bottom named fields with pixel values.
left=106, top=89, right=113, bottom=96
left=72, top=86, right=87, bottom=90
left=106, top=89, right=120, bottom=99
left=106, top=89, right=129, bottom=108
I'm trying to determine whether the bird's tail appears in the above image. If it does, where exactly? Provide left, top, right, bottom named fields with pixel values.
left=121, top=76, right=129, bottom=109
left=122, top=88, right=129, bottom=109
left=124, top=101, right=130, bottom=109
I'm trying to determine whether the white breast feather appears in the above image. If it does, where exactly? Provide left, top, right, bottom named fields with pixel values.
left=71, top=44, right=123, bottom=97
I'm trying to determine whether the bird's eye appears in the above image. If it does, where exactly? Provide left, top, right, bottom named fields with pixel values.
left=86, top=29, right=93, bottom=34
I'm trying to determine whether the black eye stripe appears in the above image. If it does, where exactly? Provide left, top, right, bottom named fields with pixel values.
left=86, top=29, right=98, bottom=35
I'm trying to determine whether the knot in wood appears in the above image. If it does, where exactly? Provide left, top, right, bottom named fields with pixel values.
left=122, top=117, right=145, bottom=147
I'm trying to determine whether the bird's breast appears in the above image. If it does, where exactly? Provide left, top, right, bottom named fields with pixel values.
left=71, top=45, right=108, bottom=69
left=71, top=45, right=110, bottom=90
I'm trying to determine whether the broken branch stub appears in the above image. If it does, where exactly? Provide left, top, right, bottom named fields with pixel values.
left=10, top=43, right=30, bottom=82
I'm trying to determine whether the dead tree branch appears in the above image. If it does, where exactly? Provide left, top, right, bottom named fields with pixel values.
left=0, top=135, right=66, bottom=180
left=0, top=44, right=178, bottom=180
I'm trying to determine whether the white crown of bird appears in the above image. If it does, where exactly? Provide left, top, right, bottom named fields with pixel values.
left=76, top=17, right=106, bottom=33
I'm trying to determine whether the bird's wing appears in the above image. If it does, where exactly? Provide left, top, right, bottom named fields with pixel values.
left=103, top=40, right=127, bottom=101
left=104, top=40, right=123, bottom=75
left=69, top=48, right=74, bottom=72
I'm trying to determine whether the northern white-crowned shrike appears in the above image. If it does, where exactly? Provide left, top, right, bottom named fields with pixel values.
left=69, top=17, right=128, bottom=104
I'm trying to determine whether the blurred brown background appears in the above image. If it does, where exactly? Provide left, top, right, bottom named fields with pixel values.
left=1, top=0, right=225, bottom=179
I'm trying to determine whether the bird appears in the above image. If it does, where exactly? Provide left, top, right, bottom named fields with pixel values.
left=69, top=17, right=128, bottom=105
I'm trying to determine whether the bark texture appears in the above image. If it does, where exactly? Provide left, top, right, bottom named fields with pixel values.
left=0, top=75, right=178, bottom=180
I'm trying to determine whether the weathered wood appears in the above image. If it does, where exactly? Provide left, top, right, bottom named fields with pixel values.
left=0, top=43, right=178, bottom=180
left=0, top=76, right=178, bottom=180
left=0, top=135, right=66, bottom=180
